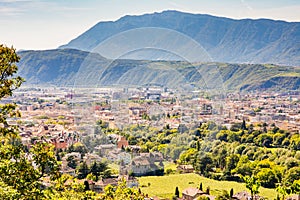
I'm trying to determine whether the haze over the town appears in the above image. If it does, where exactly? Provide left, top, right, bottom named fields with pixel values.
left=1, top=0, right=300, bottom=50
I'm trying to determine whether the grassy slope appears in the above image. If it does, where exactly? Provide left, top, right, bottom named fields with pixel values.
left=163, top=162, right=177, bottom=172
left=138, top=173, right=276, bottom=200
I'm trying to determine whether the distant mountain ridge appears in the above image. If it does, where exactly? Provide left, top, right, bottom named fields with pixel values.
left=18, top=49, right=300, bottom=92
left=59, top=10, right=300, bottom=66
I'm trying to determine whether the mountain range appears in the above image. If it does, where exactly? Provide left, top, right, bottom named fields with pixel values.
left=16, top=10, right=300, bottom=92
left=18, top=49, right=300, bottom=92
left=60, top=10, right=300, bottom=66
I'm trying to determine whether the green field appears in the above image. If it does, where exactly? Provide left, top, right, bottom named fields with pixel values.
left=138, top=173, right=277, bottom=199
left=163, top=161, right=177, bottom=172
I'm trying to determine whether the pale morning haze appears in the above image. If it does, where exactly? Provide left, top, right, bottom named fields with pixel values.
left=0, top=0, right=299, bottom=50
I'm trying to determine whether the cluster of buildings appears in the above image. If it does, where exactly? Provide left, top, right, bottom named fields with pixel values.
left=84, top=87, right=300, bottom=134
left=8, top=86, right=300, bottom=165
left=3, top=86, right=299, bottom=199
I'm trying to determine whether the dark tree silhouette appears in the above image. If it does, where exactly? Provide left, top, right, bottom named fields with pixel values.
left=175, top=186, right=179, bottom=198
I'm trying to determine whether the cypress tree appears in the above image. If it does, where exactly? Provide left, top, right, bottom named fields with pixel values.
left=230, top=188, right=234, bottom=197
left=175, top=186, right=179, bottom=198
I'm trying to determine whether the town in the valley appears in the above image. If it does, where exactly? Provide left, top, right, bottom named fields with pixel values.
left=8, top=86, right=300, bottom=199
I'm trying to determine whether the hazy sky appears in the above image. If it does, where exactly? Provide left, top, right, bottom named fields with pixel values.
left=1, top=0, right=299, bottom=50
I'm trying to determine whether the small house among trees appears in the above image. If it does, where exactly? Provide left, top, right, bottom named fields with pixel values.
left=177, top=165, right=194, bottom=173
left=182, top=187, right=205, bottom=200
